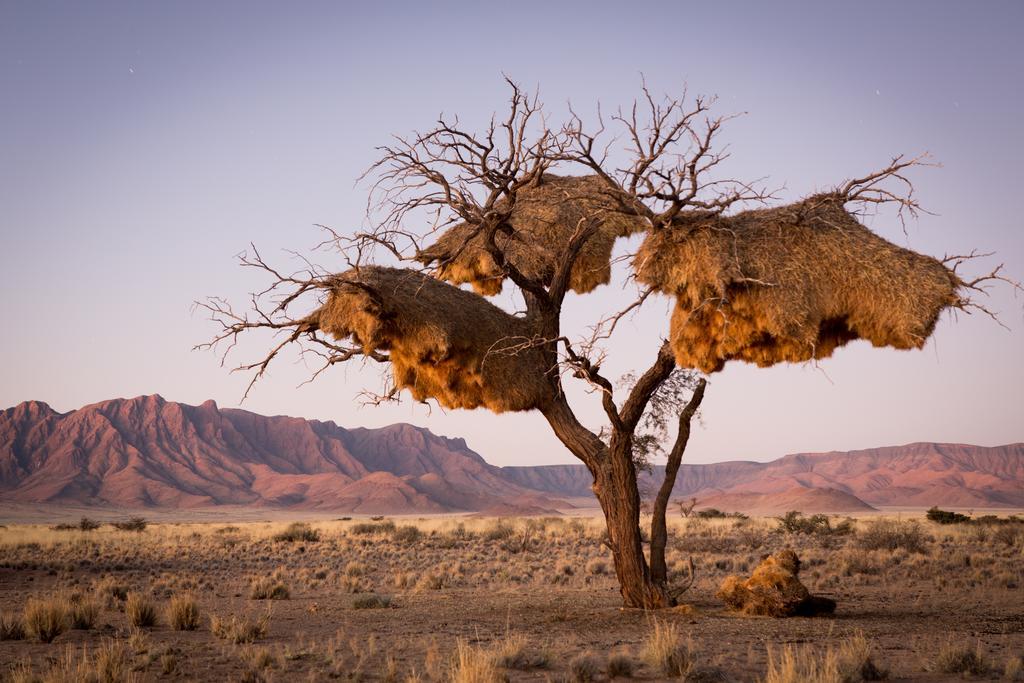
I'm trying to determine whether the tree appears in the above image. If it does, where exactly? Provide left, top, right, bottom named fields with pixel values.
left=198, top=80, right=1009, bottom=609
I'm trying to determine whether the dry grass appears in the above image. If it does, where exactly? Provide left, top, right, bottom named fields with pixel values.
left=449, top=638, right=502, bottom=683
left=641, top=619, right=694, bottom=677
left=22, top=594, right=68, bottom=643
left=124, top=593, right=157, bottom=628
left=210, top=611, right=270, bottom=644
left=605, top=652, right=635, bottom=678
left=68, top=594, right=100, bottom=630
left=0, top=513, right=1021, bottom=681
left=8, top=639, right=133, bottom=683
left=492, top=633, right=550, bottom=671
left=1, top=612, right=26, bottom=641
left=250, top=571, right=290, bottom=600
left=933, top=641, right=990, bottom=676
left=166, top=593, right=201, bottom=631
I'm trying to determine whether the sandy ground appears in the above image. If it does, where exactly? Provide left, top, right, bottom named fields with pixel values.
left=0, top=513, right=1022, bottom=681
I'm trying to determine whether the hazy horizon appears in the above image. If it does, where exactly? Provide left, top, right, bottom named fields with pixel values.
left=2, top=1, right=1022, bottom=467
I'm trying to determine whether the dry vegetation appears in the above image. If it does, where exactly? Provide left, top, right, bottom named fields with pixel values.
left=0, top=512, right=1022, bottom=681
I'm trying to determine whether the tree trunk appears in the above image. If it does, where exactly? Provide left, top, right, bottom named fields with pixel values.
left=649, top=378, right=706, bottom=585
left=542, top=397, right=669, bottom=608
left=593, top=459, right=671, bottom=608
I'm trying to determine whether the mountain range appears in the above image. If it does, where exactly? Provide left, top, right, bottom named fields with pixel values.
left=1, top=395, right=1022, bottom=514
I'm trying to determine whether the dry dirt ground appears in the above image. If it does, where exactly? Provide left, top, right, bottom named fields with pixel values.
left=0, top=513, right=1022, bottom=682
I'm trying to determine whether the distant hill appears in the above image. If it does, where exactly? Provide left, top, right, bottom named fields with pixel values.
left=0, top=395, right=563, bottom=514
left=2, top=395, right=1020, bottom=514
left=502, top=442, right=1024, bottom=509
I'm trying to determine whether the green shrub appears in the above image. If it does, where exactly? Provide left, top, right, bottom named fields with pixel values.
left=777, top=511, right=853, bottom=536
left=926, top=507, right=971, bottom=525
left=695, top=508, right=748, bottom=520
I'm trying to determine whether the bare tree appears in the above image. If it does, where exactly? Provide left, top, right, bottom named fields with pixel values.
left=197, top=80, right=1010, bottom=609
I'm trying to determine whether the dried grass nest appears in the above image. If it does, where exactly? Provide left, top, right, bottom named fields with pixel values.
left=634, top=195, right=964, bottom=373
left=717, top=549, right=836, bottom=617
left=417, top=174, right=648, bottom=295
left=315, top=266, right=553, bottom=412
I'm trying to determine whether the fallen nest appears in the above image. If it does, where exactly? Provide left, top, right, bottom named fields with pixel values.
left=634, top=195, right=964, bottom=373
left=315, top=266, right=553, bottom=412
left=417, top=174, right=647, bottom=295
left=717, top=549, right=836, bottom=617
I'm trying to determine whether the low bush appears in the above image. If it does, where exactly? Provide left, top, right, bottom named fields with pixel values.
left=352, top=594, right=392, bottom=609
left=857, top=519, right=930, bottom=553
left=926, top=507, right=971, bottom=524
left=777, top=511, right=853, bottom=536
left=111, top=516, right=148, bottom=532
left=391, top=525, right=422, bottom=543
left=350, top=520, right=396, bottom=535
left=273, top=522, right=320, bottom=543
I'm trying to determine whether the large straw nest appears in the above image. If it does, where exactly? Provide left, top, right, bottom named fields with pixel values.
left=315, top=266, right=553, bottom=412
left=417, top=174, right=648, bottom=295
left=717, top=549, right=836, bottom=617
left=634, top=195, right=963, bottom=373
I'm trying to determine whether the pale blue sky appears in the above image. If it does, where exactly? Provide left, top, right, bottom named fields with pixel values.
left=1, top=1, right=1021, bottom=465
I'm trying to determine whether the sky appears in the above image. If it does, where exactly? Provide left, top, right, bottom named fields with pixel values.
left=1, top=1, right=1022, bottom=467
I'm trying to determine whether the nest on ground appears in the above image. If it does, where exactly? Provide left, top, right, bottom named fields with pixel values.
left=634, top=195, right=964, bottom=373
left=717, top=549, right=836, bottom=617
left=416, top=174, right=648, bottom=295
left=315, top=267, right=553, bottom=412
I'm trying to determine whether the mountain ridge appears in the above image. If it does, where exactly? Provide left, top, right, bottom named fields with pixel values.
left=2, top=395, right=1021, bottom=512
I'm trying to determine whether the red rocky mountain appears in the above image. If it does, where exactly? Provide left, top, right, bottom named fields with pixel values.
left=3, top=395, right=1020, bottom=513
left=0, top=395, right=563, bottom=513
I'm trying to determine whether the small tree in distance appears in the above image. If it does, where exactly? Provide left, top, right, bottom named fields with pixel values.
left=199, top=80, right=1010, bottom=608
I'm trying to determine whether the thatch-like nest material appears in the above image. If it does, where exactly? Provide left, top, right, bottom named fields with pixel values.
left=634, top=195, right=963, bottom=372
left=316, top=267, right=553, bottom=412
left=717, top=550, right=836, bottom=617
left=417, top=174, right=648, bottom=295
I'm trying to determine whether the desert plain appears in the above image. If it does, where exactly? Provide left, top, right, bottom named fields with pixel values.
left=1, top=511, right=1022, bottom=682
